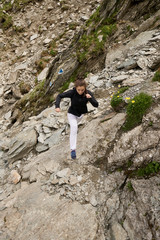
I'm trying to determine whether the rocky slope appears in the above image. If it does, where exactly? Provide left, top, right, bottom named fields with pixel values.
left=0, top=0, right=102, bottom=118
left=0, top=0, right=160, bottom=240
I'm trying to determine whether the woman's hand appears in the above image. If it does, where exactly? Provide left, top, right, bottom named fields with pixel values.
left=55, top=108, right=61, bottom=112
left=86, top=93, right=92, bottom=98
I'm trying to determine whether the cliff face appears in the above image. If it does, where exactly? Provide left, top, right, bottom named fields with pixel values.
left=0, top=0, right=160, bottom=240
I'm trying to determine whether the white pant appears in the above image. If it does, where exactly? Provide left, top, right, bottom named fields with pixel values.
left=67, top=113, right=83, bottom=150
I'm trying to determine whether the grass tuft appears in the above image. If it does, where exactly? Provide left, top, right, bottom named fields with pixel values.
left=152, top=69, right=160, bottom=82
left=123, top=92, right=152, bottom=131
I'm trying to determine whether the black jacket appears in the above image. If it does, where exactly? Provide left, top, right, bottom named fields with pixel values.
left=55, top=88, right=98, bottom=117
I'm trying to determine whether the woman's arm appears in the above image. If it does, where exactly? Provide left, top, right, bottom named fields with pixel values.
left=55, top=89, right=74, bottom=109
left=86, top=90, right=98, bottom=107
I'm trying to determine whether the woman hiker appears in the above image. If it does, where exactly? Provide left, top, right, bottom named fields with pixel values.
left=55, top=79, right=99, bottom=159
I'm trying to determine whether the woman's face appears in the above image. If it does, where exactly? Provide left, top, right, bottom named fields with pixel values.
left=76, top=86, right=85, bottom=95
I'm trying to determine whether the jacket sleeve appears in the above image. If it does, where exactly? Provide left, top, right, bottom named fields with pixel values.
left=87, top=90, right=98, bottom=108
left=55, top=89, right=74, bottom=108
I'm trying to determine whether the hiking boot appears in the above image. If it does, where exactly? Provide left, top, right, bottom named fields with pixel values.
left=71, top=150, right=76, bottom=159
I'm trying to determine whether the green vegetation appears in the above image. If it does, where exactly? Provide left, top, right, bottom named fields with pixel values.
left=35, top=57, right=50, bottom=73
left=152, top=69, right=160, bottom=82
left=86, top=7, right=101, bottom=26
left=50, top=49, right=57, bottom=57
left=17, top=79, right=54, bottom=117
left=136, top=161, right=160, bottom=177
left=1, top=0, right=40, bottom=12
left=123, top=92, right=152, bottom=131
left=69, top=22, right=78, bottom=30
left=131, top=161, right=160, bottom=178
left=19, top=80, right=31, bottom=94
left=126, top=25, right=134, bottom=35
left=143, top=13, right=150, bottom=21
left=75, top=5, right=118, bottom=63
left=0, top=11, right=12, bottom=29
left=111, top=94, right=124, bottom=110
left=127, top=181, right=134, bottom=191
left=117, top=160, right=160, bottom=180
left=77, top=23, right=117, bottom=63
left=47, top=40, right=58, bottom=57
left=110, top=87, right=129, bottom=111
left=27, top=80, right=45, bottom=101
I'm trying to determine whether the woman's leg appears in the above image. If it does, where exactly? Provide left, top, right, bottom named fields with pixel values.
left=67, top=113, right=78, bottom=150
left=67, top=113, right=83, bottom=151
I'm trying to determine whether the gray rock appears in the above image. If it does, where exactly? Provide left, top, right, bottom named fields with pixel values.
left=117, top=59, right=138, bottom=70
left=30, top=34, right=39, bottom=41
left=110, top=222, right=128, bottom=240
left=42, top=126, right=51, bottom=134
left=137, top=57, right=148, bottom=69
left=36, top=143, right=49, bottom=153
left=78, top=113, right=126, bottom=164
left=0, top=87, right=3, bottom=96
left=0, top=41, right=5, bottom=49
left=122, top=78, right=145, bottom=86
left=9, top=170, right=21, bottom=184
left=2, top=183, right=99, bottom=240
left=0, top=99, right=3, bottom=108
left=37, top=67, right=49, bottom=81
left=81, top=15, right=89, bottom=21
left=8, top=71, right=19, bottom=84
left=4, top=111, right=12, bottom=120
left=12, top=86, right=21, bottom=99
left=148, top=56, right=160, bottom=70
left=38, top=132, right=46, bottom=143
left=123, top=202, right=153, bottom=240
left=44, top=129, right=62, bottom=147
left=108, top=125, right=160, bottom=168
left=6, top=128, right=37, bottom=163
left=56, top=168, right=72, bottom=178
left=111, top=75, right=129, bottom=83
left=90, top=195, right=98, bottom=207
left=41, top=117, right=59, bottom=129
left=43, top=38, right=51, bottom=45
left=15, top=62, right=28, bottom=71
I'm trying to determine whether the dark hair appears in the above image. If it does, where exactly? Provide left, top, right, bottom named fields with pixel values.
left=74, top=79, right=87, bottom=88
left=74, top=79, right=87, bottom=95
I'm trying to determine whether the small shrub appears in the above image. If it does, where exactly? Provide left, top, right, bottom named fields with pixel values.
left=41, top=50, right=49, bottom=57
left=29, top=80, right=45, bottom=101
left=111, top=94, right=124, bottom=110
left=34, top=78, right=38, bottom=85
left=134, top=161, right=160, bottom=178
left=49, top=40, right=57, bottom=49
left=127, top=181, right=134, bottom=191
left=50, top=48, right=57, bottom=57
left=123, top=92, right=152, bottom=131
left=69, top=23, right=78, bottom=30
left=35, top=59, right=47, bottom=73
left=19, top=81, right=31, bottom=94
left=152, top=69, right=160, bottom=82
left=118, top=86, right=129, bottom=94
left=61, top=4, right=69, bottom=11
left=86, top=6, right=100, bottom=26
left=49, top=96, right=54, bottom=103
left=101, top=24, right=117, bottom=39
left=110, top=87, right=128, bottom=111
left=0, top=11, right=12, bottom=29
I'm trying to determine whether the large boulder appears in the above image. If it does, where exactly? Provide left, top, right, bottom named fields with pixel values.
left=5, top=128, right=37, bottom=163
left=0, top=183, right=99, bottom=240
